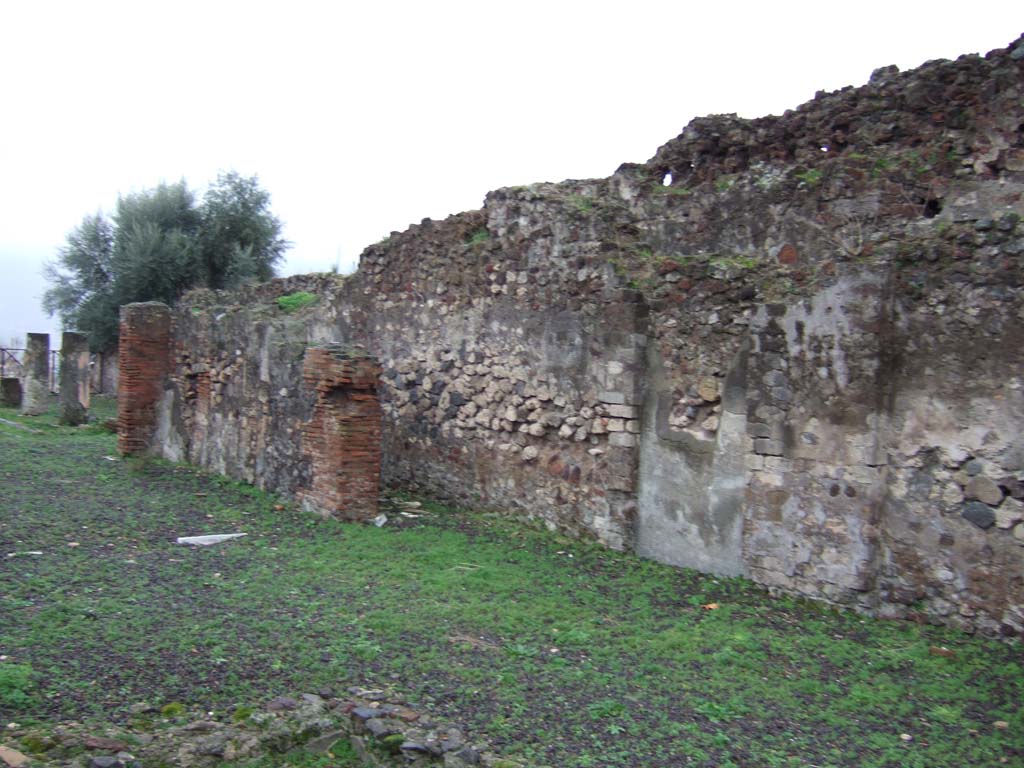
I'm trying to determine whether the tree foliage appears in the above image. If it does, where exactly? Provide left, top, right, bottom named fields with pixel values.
left=199, top=172, right=288, bottom=289
left=43, top=173, right=288, bottom=351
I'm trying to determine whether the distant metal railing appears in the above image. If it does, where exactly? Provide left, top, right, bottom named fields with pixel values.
left=0, top=347, right=25, bottom=379
left=0, top=347, right=62, bottom=393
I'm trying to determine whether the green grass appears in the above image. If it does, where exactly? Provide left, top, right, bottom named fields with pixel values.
left=241, top=742, right=361, bottom=768
left=795, top=167, right=824, bottom=186
left=0, top=663, right=34, bottom=709
left=709, top=253, right=759, bottom=271
left=713, top=175, right=736, bottom=192
left=1, top=398, right=1022, bottom=767
left=276, top=291, right=318, bottom=313
left=568, top=194, right=595, bottom=214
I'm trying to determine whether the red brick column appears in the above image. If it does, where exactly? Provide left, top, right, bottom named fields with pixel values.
left=298, top=346, right=382, bottom=521
left=117, top=302, right=172, bottom=455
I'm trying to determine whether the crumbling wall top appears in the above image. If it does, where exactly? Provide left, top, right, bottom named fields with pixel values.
left=179, top=273, right=346, bottom=311
left=635, top=35, right=1024, bottom=185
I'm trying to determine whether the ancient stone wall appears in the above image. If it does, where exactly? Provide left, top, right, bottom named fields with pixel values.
left=150, top=275, right=336, bottom=491
left=359, top=201, right=645, bottom=549
left=145, top=35, right=1024, bottom=635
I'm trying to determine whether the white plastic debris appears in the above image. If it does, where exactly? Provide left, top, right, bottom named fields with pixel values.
left=372, top=514, right=388, bottom=528
left=175, top=533, right=247, bottom=546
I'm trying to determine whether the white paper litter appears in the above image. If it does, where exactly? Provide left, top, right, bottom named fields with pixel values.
left=175, top=533, right=247, bottom=546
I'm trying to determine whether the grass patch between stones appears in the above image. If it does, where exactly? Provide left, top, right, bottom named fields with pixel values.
left=276, top=291, right=318, bottom=313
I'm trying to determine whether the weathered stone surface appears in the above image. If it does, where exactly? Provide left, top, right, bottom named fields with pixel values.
left=700, top=415, right=720, bottom=432
left=364, top=718, right=395, bottom=738
left=139, top=36, right=1024, bottom=636
left=996, top=498, right=1024, bottom=529
left=696, top=377, right=720, bottom=402
left=59, top=331, right=90, bottom=425
left=962, top=502, right=997, bottom=530
left=0, top=746, right=30, bottom=768
left=20, top=332, right=49, bottom=416
left=606, top=404, right=637, bottom=419
left=0, top=377, right=21, bottom=407
left=6, top=689, right=505, bottom=768
left=84, top=736, right=130, bottom=751
left=965, top=475, right=1003, bottom=506
left=754, top=439, right=784, bottom=457
left=303, top=729, right=349, bottom=754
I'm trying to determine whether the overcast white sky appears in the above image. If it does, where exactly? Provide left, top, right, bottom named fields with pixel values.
left=1, top=1, right=1019, bottom=346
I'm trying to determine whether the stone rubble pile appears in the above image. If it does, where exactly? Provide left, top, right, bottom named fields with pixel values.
left=1, top=689, right=516, bottom=768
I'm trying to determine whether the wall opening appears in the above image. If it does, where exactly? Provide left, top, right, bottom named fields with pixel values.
left=922, top=197, right=943, bottom=218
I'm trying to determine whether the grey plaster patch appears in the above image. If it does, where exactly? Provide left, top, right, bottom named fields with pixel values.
left=636, top=345, right=745, bottom=576
left=154, top=388, right=186, bottom=462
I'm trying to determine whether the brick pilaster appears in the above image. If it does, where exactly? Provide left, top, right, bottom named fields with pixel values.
left=298, top=345, right=382, bottom=520
left=117, top=302, right=171, bottom=455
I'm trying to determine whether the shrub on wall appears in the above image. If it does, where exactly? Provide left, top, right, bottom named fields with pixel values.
left=276, top=291, right=318, bottom=313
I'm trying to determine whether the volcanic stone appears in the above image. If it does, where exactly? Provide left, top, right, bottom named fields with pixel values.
left=962, top=502, right=996, bottom=529
left=965, top=476, right=1003, bottom=506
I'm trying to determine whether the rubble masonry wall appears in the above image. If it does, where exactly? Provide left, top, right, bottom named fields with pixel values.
left=138, top=36, right=1024, bottom=635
